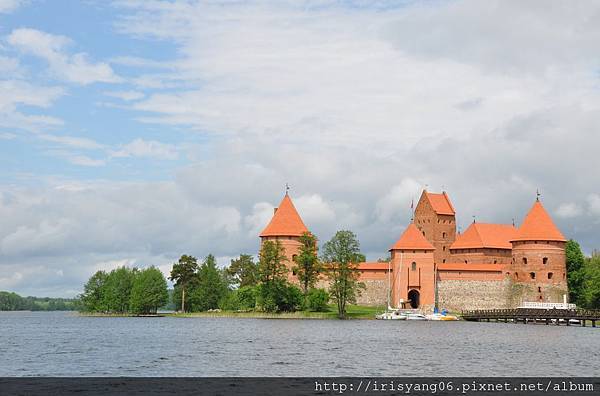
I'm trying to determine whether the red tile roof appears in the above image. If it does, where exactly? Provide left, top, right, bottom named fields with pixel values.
left=437, top=263, right=504, bottom=272
left=390, top=223, right=435, bottom=251
left=450, top=223, right=517, bottom=250
left=512, top=201, right=566, bottom=242
left=425, top=191, right=455, bottom=215
left=259, top=194, right=309, bottom=237
left=357, top=262, right=390, bottom=270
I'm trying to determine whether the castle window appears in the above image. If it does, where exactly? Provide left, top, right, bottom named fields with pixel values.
left=422, top=231, right=426, bottom=237
left=443, top=259, right=446, bottom=263
left=563, top=272, right=566, bottom=280
left=442, top=232, right=447, bottom=238
left=464, top=260, right=468, bottom=264
left=522, top=257, right=528, bottom=265
left=515, top=272, right=519, bottom=280
left=493, top=260, right=497, bottom=264
left=548, top=272, right=553, bottom=280
left=292, top=269, right=297, bottom=276
left=542, top=257, right=548, bottom=265
left=530, top=272, right=536, bottom=280
left=443, top=246, right=446, bottom=251
left=538, top=287, right=542, bottom=293
left=411, top=262, right=417, bottom=271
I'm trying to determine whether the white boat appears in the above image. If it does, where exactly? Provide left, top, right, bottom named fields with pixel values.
left=405, top=313, right=428, bottom=320
left=426, top=313, right=459, bottom=321
left=376, top=310, right=407, bottom=320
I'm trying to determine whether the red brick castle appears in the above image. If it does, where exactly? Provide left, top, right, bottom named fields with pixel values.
left=259, top=190, right=568, bottom=312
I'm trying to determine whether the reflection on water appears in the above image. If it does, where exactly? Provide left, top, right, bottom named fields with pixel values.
left=0, top=311, right=598, bottom=376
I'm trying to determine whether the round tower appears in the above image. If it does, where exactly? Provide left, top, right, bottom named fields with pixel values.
left=259, top=193, right=309, bottom=283
left=510, top=199, right=567, bottom=304
left=389, top=223, right=436, bottom=311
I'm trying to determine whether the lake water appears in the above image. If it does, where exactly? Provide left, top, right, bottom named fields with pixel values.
left=0, top=311, right=598, bottom=376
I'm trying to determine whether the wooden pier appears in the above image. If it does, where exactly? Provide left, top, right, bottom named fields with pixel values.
left=461, top=308, right=600, bottom=327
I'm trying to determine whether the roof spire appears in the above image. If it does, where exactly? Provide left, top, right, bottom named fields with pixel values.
left=285, top=183, right=290, bottom=196
left=536, top=189, right=541, bottom=202
left=472, top=215, right=476, bottom=224
left=410, top=198, right=414, bottom=222
left=512, top=218, right=515, bottom=227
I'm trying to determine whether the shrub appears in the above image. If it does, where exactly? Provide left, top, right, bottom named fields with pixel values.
left=256, top=281, right=303, bottom=312
left=306, top=288, right=330, bottom=312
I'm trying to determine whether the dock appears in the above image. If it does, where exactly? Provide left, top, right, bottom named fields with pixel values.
left=461, top=308, right=600, bottom=327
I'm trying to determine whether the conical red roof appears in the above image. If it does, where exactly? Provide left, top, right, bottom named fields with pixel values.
left=259, top=194, right=308, bottom=237
left=390, top=223, right=435, bottom=251
left=512, top=201, right=566, bottom=242
left=450, top=223, right=517, bottom=250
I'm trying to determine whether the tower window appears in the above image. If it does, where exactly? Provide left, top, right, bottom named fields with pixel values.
left=422, top=231, right=426, bottom=237
left=538, top=287, right=542, bottom=293
left=543, top=257, right=548, bottom=265
left=442, top=232, right=447, bottom=238
left=292, top=254, right=298, bottom=262
left=522, top=257, right=528, bottom=265
left=530, top=272, right=536, bottom=280
left=464, top=260, right=468, bottom=264
left=493, top=260, right=497, bottom=264
left=515, top=272, right=519, bottom=280
left=548, top=272, right=553, bottom=280
left=411, top=262, right=417, bottom=271
left=443, top=246, right=446, bottom=251
left=442, top=259, right=446, bottom=263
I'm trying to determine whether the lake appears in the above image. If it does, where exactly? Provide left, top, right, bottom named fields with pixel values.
left=0, top=311, right=598, bottom=376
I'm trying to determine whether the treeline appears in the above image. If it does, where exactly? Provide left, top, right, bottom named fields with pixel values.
left=169, top=230, right=365, bottom=318
left=79, top=266, right=168, bottom=315
left=80, top=230, right=367, bottom=318
left=566, top=241, right=600, bottom=308
left=0, top=291, right=79, bottom=311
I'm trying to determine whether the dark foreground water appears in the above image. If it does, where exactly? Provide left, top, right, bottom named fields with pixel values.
left=0, top=311, right=598, bottom=376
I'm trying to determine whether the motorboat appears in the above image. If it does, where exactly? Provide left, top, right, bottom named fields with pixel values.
left=426, top=313, right=459, bottom=321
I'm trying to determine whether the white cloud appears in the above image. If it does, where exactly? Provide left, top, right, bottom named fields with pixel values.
left=295, top=194, right=336, bottom=225
left=103, top=90, right=145, bottom=101
left=588, top=194, right=600, bottom=216
left=7, top=28, right=121, bottom=85
left=555, top=202, right=582, bottom=219
left=376, top=178, right=423, bottom=223
left=0, top=132, right=16, bottom=139
left=38, top=133, right=105, bottom=150
left=110, top=138, right=179, bottom=160
left=0, top=0, right=24, bottom=14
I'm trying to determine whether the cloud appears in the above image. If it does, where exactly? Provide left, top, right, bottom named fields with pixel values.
left=0, top=0, right=24, bottom=14
left=103, top=90, right=145, bottom=101
left=0, top=80, right=64, bottom=131
left=110, top=138, right=179, bottom=160
left=555, top=202, right=582, bottom=219
left=7, top=28, right=121, bottom=85
left=37, top=133, right=105, bottom=150
left=588, top=194, right=600, bottom=217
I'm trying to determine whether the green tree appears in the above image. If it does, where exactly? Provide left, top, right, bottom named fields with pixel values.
left=566, top=239, right=585, bottom=304
left=322, top=230, right=365, bottom=319
left=193, top=254, right=228, bottom=311
left=169, top=254, right=199, bottom=312
left=580, top=255, right=600, bottom=309
left=293, top=232, right=321, bottom=298
left=130, top=267, right=169, bottom=315
left=258, top=240, right=289, bottom=284
left=227, top=254, right=259, bottom=287
left=80, top=270, right=108, bottom=312
left=103, top=266, right=136, bottom=313
left=306, top=288, right=330, bottom=312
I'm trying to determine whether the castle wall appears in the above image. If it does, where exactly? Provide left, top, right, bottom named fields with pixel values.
left=449, top=248, right=512, bottom=265
left=437, top=278, right=510, bottom=311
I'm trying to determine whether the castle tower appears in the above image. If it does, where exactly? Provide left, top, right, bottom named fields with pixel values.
left=259, top=193, right=309, bottom=282
left=510, top=199, right=567, bottom=303
left=449, top=222, right=517, bottom=265
left=413, top=190, right=457, bottom=264
left=389, top=223, right=435, bottom=311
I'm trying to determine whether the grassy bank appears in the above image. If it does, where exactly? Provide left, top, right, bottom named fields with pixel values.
left=79, top=304, right=383, bottom=320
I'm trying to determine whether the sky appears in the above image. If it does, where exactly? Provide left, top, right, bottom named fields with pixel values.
left=1, top=0, right=600, bottom=297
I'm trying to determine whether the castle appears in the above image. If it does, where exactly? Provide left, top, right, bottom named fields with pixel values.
left=259, top=190, right=568, bottom=312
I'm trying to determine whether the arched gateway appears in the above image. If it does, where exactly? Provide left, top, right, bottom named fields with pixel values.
left=408, top=289, right=420, bottom=309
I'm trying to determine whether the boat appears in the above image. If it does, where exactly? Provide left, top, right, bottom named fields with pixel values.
left=376, top=310, right=407, bottom=320
left=426, top=313, right=459, bottom=321
left=405, top=313, right=428, bottom=320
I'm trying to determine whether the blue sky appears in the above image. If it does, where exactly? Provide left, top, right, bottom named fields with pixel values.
left=2, top=0, right=600, bottom=297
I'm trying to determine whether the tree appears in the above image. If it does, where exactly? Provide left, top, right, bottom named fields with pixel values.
left=193, top=254, right=228, bottom=311
left=226, top=254, right=259, bottom=287
left=258, top=240, right=288, bottom=284
left=306, top=288, right=330, bottom=312
left=130, top=267, right=169, bottom=315
left=322, top=230, right=365, bottom=319
left=580, top=255, right=600, bottom=309
left=103, top=267, right=136, bottom=313
left=292, top=232, right=321, bottom=298
left=566, top=239, right=585, bottom=304
left=80, top=270, right=108, bottom=312
left=169, top=255, right=199, bottom=312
